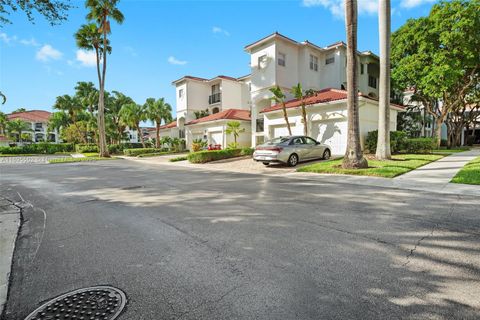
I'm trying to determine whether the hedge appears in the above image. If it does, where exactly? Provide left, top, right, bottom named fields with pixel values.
left=0, top=143, right=74, bottom=155
left=403, top=138, right=435, bottom=153
left=123, top=148, right=166, bottom=156
left=75, top=144, right=99, bottom=153
left=365, top=130, right=407, bottom=154
left=187, top=148, right=253, bottom=163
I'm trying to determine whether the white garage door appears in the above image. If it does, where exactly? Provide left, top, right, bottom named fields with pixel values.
left=209, top=131, right=223, bottom=147
left=271, top=125, right=290, bottom=138
left=312, top=120, right=347, bottom=155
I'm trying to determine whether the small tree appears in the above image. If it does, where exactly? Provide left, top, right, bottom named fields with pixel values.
left=225, top=121, right=245, bottom=148
left=270, top=86, right=292, bottom=135
left=6, top=119, right=31, bottom=142
left=291, top=83, right=308, bottom=136
left=119, top=103, right=147, bottom=147
left=145, top=97, right=173, bottom=148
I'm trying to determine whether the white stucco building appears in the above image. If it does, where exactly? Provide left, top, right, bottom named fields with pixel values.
left=162, top=32, right=403, bottom=154
left=6, top=110, right=59, bottom=143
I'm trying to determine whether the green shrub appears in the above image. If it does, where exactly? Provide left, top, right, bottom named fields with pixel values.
left=169, top=156, right=188, bottom=162
left=0, top=143, right=74, bottom=155
left=187, top=149, right=244, bottom=163
left=123, top=148, right=164, bottom=156
left=240, top=147, right=254, bottom=156
left=403, top=138, right=435, bottom=153
left=76, top=144, right=99, bottom=153
left=365, top=130, right=408, bottom=154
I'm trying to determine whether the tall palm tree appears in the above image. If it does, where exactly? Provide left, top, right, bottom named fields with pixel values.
left=225, top=121, right=245, bottom=147
left=119, top=103, right=146, bottom=147
left=82, top=0, right=124, bottom=157
left=270, top=86, right=292, bottom=135
left=48, top=111, right=70, bottom=133
left=375, top=0, right=392, bottom=160
left=145, top=97, right=173, bottom=148
left=6, top=119, right=32, bottom=142
left=342, top=0, right=368, bottom=169
left=291, top=83, right=308, bottom=136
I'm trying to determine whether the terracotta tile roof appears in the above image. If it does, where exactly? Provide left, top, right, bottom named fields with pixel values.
left=186, top=109, right=251, bottom=125
left=0, top=135, right=12, bottom=141
left=7, top=110, right=51, bottom=122
left=159, top=121, right=177, bottom=130
left=261, top=88, right=404, bottom=113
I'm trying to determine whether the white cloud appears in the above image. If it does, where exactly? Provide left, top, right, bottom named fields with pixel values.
left=20, top=38, right=39, bottom=46
left=302, top=0, right=378, bottom=18
left=76, top=49, right=97, bottom=67
left=400, top=0, right=435, bottom=8
left=123, top=46, right=138, bottom=57
left=168, top=56, right=187, bottom=65
left=36, top=44, right=62, bottom=62
left=0, top=32, right=11, bottom=44
left=212, top=26, right=230, bottom=36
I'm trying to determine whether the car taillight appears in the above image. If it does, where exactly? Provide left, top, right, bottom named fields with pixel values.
left=270, top=147, right=283, bottom=153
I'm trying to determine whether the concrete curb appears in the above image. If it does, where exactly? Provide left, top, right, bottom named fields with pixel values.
left=0, top=197, right=21, bottom=316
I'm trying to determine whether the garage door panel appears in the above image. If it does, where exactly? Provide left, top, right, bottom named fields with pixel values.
left=312, top=120, right=347, bottom=155
left=272, top=125, right=290, bottom=138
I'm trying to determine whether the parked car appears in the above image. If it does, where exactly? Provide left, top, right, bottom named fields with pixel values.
left=253, top=136, right=331, bottom=167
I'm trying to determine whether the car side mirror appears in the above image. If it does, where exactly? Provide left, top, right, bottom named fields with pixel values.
left=316, top=141, right=320, bottom=145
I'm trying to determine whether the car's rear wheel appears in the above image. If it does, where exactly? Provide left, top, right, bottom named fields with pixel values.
left=262, top=162, right=269, bottom=166
left=323, top=149, right=331, bottom=160
left=287, top=153, right=299, bottom=167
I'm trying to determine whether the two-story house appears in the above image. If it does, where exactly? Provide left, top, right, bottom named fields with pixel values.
left=6, top=110, right=59, bottom=143
left=246, top=32, right=402, bottom=154
left=166, top=75, right=252, bottom=148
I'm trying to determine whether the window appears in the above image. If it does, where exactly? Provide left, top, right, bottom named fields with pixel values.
left=360, top=63, right=364, bottom=74
left=309, top=54, right=318, bottom=71
left=212, top=107, right=220, bottom=114
left=35, top=123, right=43, bottom=131
left=368, top=75, right=377, bottom=88
left=291, top=137, right=305, bottom=145
left=278, top=52, right=286, bottom=67
left=326, top=55, right=335, bottom=65
left=258, top=54, right=268, bottom=69
left=179, top=89, right=184, bottom=98
left=305, top=137, right=317, bottom=145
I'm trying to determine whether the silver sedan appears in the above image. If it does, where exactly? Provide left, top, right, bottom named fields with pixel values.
left=253, top=136, right=331, bottom=167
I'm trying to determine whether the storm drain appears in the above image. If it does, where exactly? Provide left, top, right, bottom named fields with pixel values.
left=24, top=286, right=126, bottom=320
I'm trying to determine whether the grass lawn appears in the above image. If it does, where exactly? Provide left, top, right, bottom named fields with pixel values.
left=433, top=147, right=470, bottom=155
left=169, top=156, right=188, bottom=162
left=297, top=154, right=445, bottom=178
left=49, top=157, right=119, bottom=164
left=451, top=156, right=480, bottom=185
left=137, top=151, right=186, bottom=158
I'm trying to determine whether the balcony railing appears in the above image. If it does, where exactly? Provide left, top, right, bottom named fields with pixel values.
left=209, top=92, right=221, bottom=104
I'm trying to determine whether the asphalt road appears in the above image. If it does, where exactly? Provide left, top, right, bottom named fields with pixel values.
left=1, top=159, right=479, bottom=319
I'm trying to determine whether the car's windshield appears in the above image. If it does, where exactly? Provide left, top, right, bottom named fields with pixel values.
left=265, top=137, right=290, bottom=145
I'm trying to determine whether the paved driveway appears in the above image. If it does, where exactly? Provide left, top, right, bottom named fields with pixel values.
left=1, top=160, right=479, bottom=319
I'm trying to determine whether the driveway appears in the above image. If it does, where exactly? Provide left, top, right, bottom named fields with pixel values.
left=1, top=160, right=479, bottom=319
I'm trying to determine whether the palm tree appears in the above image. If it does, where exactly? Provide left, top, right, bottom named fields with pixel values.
left=291, top=83, right=308, bottom=136
left=145, top=97, right=173, bottom=148
left=109, top=91, right=133, bottom=144
left=342, top=0, right=368, bottom=169
left=82, top=0, right=124, bottom=157
left=119, top=103, right=146, bottom=147
left=0, top=91, right=6, bottom=105
left=0, top=111, right=7, bottom=135
left=226, top=121, right=245, bottom=148
left=270, top=86, right=292, bottom=135
left=53, top=94, right=87, bottom=143
left=6, top=119, right=32, bottom=142
left=75, top=81, right=98, bottom=115
left=375, top=0, right=392, bottom=159
left=48, top=111, right=70, bottom=133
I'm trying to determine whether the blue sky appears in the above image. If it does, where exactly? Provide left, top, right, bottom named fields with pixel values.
left=0, top=0, right=437, bottom=115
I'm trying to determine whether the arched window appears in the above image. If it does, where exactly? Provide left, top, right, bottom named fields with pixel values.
left=212, top=107, right=220, bottom=114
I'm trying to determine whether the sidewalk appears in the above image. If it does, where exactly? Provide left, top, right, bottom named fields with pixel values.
left=0, top=197, right=21, bottom=316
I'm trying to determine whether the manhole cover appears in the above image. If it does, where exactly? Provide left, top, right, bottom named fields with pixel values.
left=24, top=286, right=126, bottom=320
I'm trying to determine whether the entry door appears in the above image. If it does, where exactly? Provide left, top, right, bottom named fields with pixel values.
left=210, top=131, right=223, bottom=147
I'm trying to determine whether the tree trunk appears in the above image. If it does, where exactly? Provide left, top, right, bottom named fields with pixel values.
left=156, top=122, right=160, bottom=149
left=138, top=126, right=145, bottom=148
left=342, top=0, right=368, bottom=169
left=434, top=118, right=443, bottom=148
left=97, top=22, right=110, bottom=157
left=301, top=103, right=308, bottom=136
left=375, top=0, right=391, bottom=160
left=282, top=103, right=292, bottom=136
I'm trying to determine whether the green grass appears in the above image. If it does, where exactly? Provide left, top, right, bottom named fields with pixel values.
left=49, top=157, right=119, bottom=164
left=433, top=147, right=470, bottom=155
left=137, top=151, right=185, bottom=158
left=169, top=156, right=188, bottom=162
left=451, top=156, right=480, bottom=185
left=0, top=153, right=39, bottom=157
left=81, top=152, right=100, bottom=157
left=297, top=154, right=445, bottom=178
